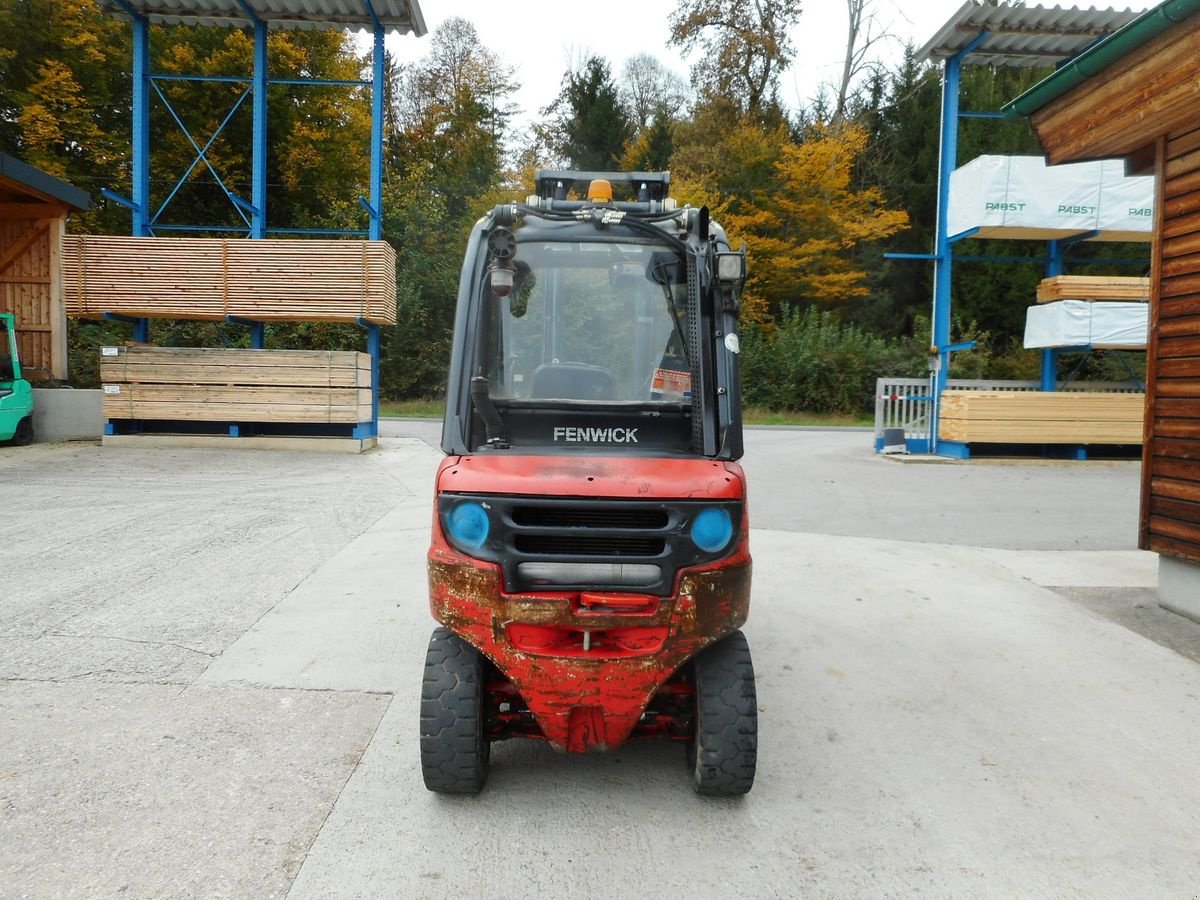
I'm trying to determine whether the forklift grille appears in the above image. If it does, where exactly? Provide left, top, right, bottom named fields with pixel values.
left=512, top=506, right=669, bottom=530
left=513, top=534, right=666, bottom=556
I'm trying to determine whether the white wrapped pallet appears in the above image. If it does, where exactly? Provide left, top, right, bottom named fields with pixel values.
left=1024, top=300, right=1148, bottom=349
left=948, top=155, right=1155, bottom=242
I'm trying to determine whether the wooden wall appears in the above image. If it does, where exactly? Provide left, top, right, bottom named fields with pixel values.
left=1030, top=14, right=1200, bottom=166
left=1142, top=127, right=1200, bottom=563
left=0, top=210, right=66, bottom=381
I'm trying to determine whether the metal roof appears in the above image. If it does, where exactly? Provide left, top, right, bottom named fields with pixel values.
left=97, top=0, right=426, bottom=34
left=915, top=2, right=1143, bottom=68
left=0, top=153, right=91, bottom=211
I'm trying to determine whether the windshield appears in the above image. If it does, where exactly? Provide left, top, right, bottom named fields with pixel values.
left=487, top=240, right=690, bottom=405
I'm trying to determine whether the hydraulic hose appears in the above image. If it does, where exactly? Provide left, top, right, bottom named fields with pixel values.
left=470, top=375, right=509, bottom=448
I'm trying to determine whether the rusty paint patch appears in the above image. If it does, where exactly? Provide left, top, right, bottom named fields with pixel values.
left=428, top=540, right=751, bottom=752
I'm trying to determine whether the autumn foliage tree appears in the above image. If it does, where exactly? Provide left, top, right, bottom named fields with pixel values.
left=0, top=0, right=130, bottom=232
left=718, top=124, right=910, bottom=322
left=384, top=18, right=519, bottom=396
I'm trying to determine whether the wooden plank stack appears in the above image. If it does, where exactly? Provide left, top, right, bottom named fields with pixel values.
left=1036, top=275, right=1149, bottom=303
left=63, top=235, right=397, bottom=325
left=938, top=390, right=1145, bottom=444
left=100, top=346, right=372, bottom=425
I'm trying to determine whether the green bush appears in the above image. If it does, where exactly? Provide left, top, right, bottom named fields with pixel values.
left=742, top=308, right=926, bottom=414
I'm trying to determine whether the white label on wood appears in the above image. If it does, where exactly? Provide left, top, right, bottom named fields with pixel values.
left=103, top=384, right=121, bottom=394
left=101, top=346, right=119, bottom=356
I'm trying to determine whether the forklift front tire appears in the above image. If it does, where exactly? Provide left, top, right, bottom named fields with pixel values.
left=690, top=630, right=757, bottom=797
left=12, top=416, right=32, bottom=446
left=420, top=627, right=490, bottom=794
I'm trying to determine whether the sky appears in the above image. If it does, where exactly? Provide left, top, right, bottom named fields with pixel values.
left=385, top=0, right=1160, bottom=127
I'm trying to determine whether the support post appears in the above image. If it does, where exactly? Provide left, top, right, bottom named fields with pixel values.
left=369, top=24, right=385, bottom=241
left=251, top=18, right=268, bottom=238
left=1041, top=349, right=1059, bottom=391
left=1040, top=239, right=1063, bottom=393
left=103, top=312, right=151, bottom=343
left=930, top=33, right=987, bottom=451
left=225, top=316, right=266, bottom=348
left=132, top=13, right=151, bottom=236
left=354, top=318, right=381, bottom=439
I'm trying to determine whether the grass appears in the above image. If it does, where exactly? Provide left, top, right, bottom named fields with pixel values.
left=742, top=407, right=873, bottom=427
left=379, top=398, right=446, bottom=418
left=381, top=398, right=872, bottom=427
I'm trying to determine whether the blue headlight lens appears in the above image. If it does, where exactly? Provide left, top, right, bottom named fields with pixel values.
left=691, top=507, right=734, bottom=553
left=446, top=501, right=489, bottom=550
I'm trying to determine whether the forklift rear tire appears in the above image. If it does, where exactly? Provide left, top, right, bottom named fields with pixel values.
left=12, top=416, right=32, bottom=446
left=420, top=626, right=490, bottom=794
left=689, top=630, right=757, bottom=796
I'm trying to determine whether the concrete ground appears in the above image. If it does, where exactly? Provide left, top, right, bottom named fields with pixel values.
left=2, top=427, right=1198, bottom=899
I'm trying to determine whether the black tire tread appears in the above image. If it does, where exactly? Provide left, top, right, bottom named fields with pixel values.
left=691, top=630, right=757, bottom=796
left=11, top=416, right=32, bottom=446
left=420, top=626, right=489, bottom=794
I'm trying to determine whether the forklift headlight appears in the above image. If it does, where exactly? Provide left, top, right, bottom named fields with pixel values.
left=716, top=251, right=746, bottom=287
left=446, top=501, right=490, bottom=551
left=690, top=508, right=734, bottom=553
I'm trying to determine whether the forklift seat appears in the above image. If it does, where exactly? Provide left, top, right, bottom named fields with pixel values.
left=530, top=362, right=617, bottom=401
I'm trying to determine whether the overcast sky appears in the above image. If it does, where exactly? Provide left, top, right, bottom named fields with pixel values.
left=385, top=0, right=1159, bottom=127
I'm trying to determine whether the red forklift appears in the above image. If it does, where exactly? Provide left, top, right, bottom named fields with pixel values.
left=422, top=171, right=756, bottom=795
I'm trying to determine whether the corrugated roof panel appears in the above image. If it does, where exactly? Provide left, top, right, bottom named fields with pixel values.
left=916, top=2, right=1143, bottom=67
left=97, top=0, right=426, bottom=34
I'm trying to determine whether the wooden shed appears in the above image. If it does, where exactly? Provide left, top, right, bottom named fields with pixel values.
left=1006, top=0, right=1200, bottom=618
left=0, top=154, right=90, bottom=382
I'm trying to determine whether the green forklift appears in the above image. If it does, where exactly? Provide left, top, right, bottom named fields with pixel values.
left=0, top=312, right=34, bottom=445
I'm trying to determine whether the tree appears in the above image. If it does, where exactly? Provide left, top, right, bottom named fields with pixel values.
left=0, top=0, right=130, bottom=233
left=393, top=17, right=517, bottom=221
left=620, top=54, right=689, bottom=130
left=834, top=0, right=895, bottom=123
left=716, top=124, right=910, bottom=321
left=616, top=54, right=687, bottom=173
left=383, top=18, right=519, bottom=398
left=541, top=56, right=632, bottom=172
left=621, top=114, right=676, bottom=172
left=668, top=0, right=800, bottom=122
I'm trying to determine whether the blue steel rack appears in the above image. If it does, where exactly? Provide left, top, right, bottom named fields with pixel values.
left=894, top=4, right=1147, bottom=456
left=95, top=0, right=426, bottom=442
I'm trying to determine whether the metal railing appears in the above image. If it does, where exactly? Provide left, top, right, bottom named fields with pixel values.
left=874, top=377, right=1143, bottom=448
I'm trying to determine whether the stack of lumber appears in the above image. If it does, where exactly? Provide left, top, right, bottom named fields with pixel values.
left=100, top=346, right=371, bottom=425
left=63, top=235, right=397, bottom=325
left=1036, top=275, right=1149, bottom=303
left=938, top=390, right=1145, bottom=444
